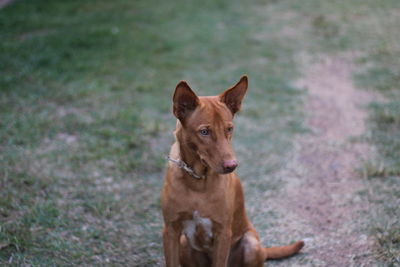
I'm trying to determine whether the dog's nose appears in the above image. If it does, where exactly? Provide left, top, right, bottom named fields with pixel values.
left=223, top=160, right=238, bottom=173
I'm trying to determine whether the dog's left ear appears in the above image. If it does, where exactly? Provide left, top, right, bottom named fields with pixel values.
left=220, top=75, right=248, bottom=115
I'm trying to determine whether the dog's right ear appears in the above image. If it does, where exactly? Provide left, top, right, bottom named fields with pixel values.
left=173, top=81, right=199, bottom=122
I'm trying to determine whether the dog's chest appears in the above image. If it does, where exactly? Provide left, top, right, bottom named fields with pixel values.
left=182, top=210, right=213, bottom=251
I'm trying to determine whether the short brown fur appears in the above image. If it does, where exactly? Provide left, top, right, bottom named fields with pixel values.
left=161, top=76, right=304, bottom=267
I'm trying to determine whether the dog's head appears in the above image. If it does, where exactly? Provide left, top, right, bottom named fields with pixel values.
left=172, top=76, right=248, bottom=174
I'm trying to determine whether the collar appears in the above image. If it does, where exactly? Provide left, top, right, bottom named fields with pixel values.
left=166, top=156, right=206, bottom=179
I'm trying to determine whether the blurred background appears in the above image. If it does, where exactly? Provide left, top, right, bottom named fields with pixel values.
left=0, top=0, right=399, bottom=266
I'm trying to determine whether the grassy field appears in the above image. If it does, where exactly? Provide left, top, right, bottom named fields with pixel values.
left=0, top=0, right=399, bottom=266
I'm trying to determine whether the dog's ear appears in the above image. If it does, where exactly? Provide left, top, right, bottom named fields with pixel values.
left=220, top=75, right=248, bottom=115
left=173, top=81, right=199, bottom=122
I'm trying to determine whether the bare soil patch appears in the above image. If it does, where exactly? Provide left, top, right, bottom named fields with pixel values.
left=268, top=55, right=376, bottom=266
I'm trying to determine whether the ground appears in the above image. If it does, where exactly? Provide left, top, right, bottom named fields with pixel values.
left=267, top=55, right=376, bottom=266
left=0, top=0, right=399, bottom=266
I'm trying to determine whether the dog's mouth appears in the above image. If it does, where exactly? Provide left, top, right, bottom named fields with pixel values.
left=205, top=161, right=237, bottom=175
left=198, top=156, right=221, bottom=174
left=220, top=168, right=236, bottom=174
left=198, top=154, right=237, bottom=175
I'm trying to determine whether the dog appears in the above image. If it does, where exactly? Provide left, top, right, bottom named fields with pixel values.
left=161, top=76, right=304, bottom=267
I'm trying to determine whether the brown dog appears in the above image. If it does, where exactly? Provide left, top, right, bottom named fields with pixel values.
left=161, top=76, right=304, bottom=267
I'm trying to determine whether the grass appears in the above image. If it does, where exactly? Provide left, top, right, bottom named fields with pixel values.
left=344, top=2, right=400, bottom=264
left=1, top=0, right=399, bottom=266
left=0, top=0, right=305, bottom=265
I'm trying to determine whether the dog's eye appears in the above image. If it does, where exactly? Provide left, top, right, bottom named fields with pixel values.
left=199, top=129, right=210, bottom=136
left=227, top=127, right=234, bottom=133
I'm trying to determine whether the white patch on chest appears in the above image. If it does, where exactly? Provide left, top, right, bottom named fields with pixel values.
left=183, top=210, right=213, bottom=251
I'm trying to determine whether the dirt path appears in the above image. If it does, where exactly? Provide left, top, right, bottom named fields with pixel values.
left=268, top=55, right=376, bottom=266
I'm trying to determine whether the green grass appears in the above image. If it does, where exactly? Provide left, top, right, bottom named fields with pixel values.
left=342, top=2, right=400, bottom=264
left=1, top=0, right=399, bottom=265
left=0, top=0, right=306, bottom=265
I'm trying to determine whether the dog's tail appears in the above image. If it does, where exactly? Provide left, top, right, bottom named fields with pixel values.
left=262, top=240, right=304, bottom=260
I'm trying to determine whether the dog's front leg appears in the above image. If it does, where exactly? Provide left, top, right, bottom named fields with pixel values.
left=212, top=228, right=232, bottom=267
left=163, top=224, right=181, bottom=267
